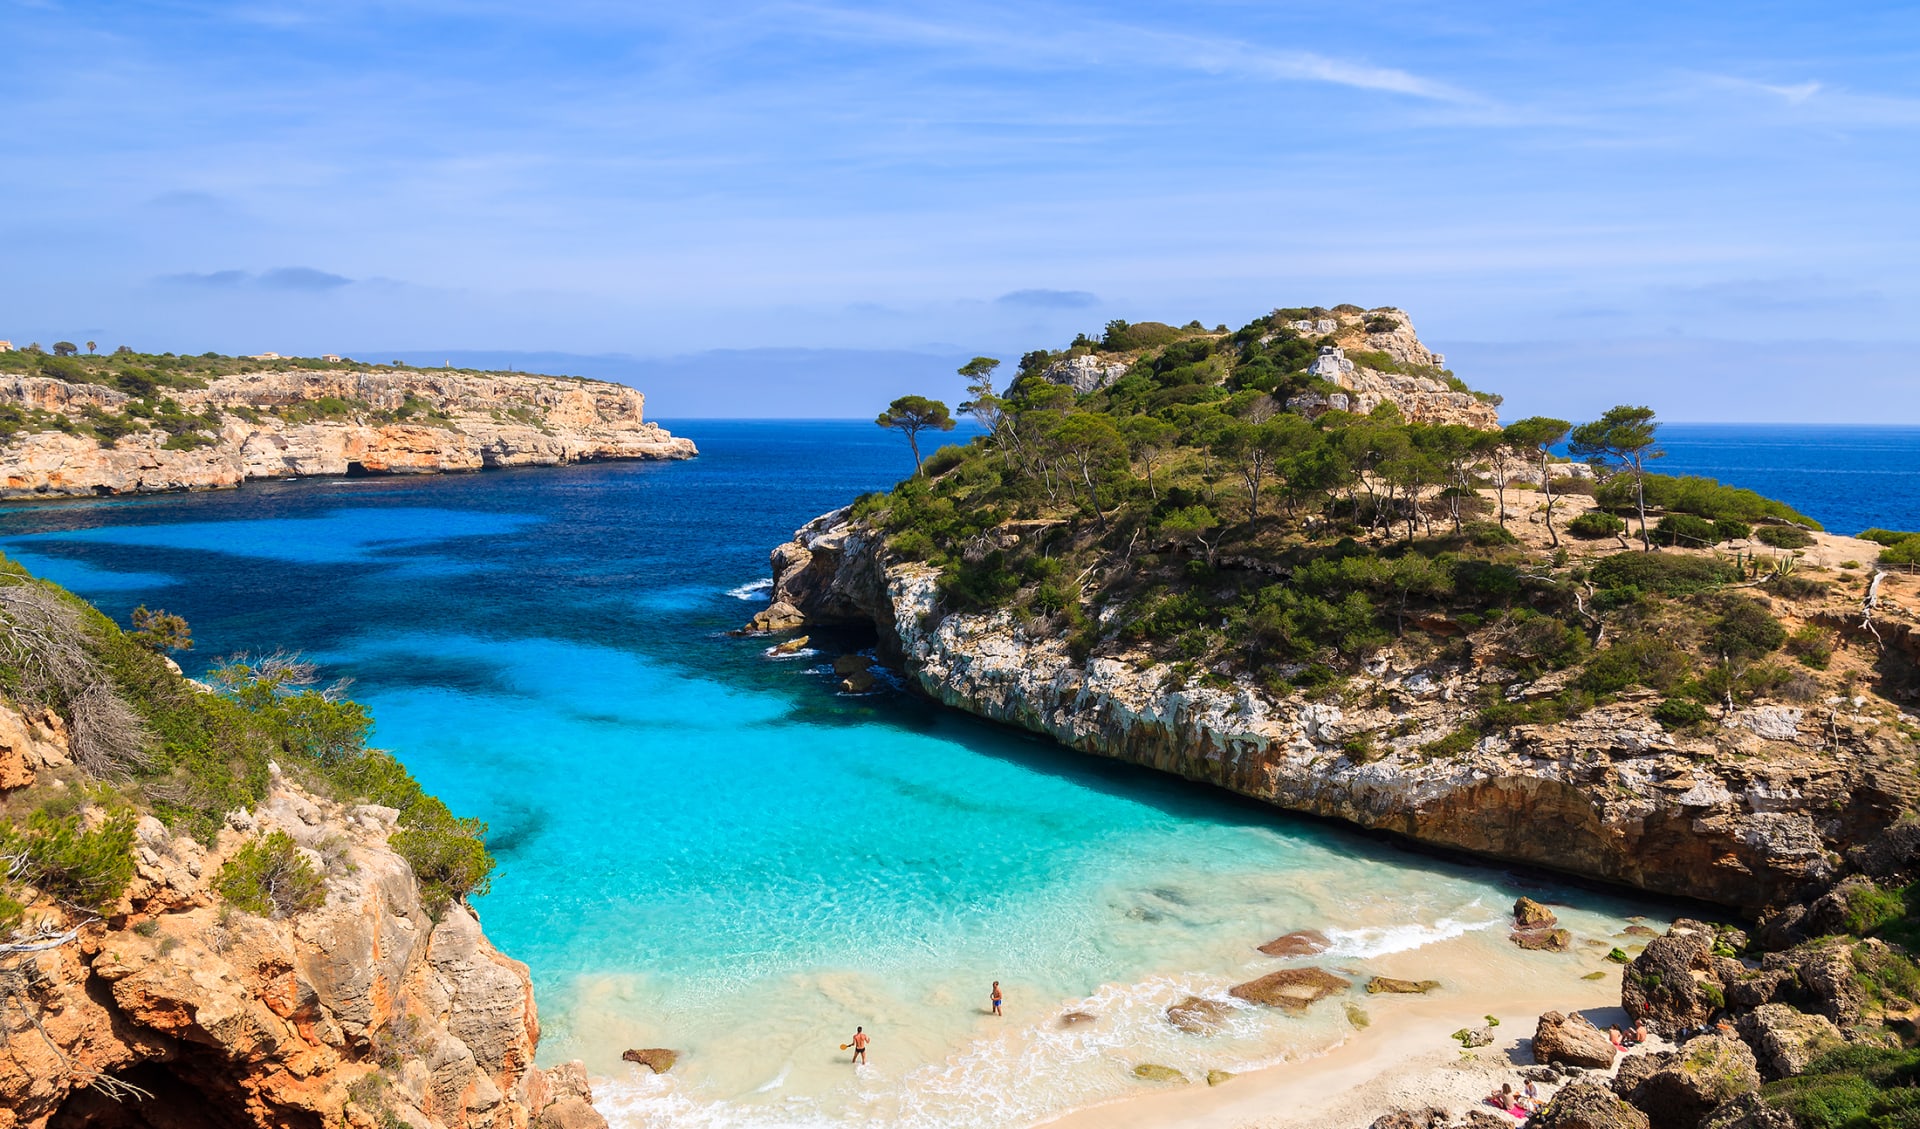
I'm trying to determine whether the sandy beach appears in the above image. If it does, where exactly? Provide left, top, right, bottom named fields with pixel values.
left=1044, top=947, right=1633, bottom=1129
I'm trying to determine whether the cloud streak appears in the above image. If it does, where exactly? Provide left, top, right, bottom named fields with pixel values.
left=157, top=267, right=355, bottom=291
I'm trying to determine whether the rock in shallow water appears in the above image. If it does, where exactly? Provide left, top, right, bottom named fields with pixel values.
left=1131, top=1063, right=1187, bottom=1083
left=1257, top=928, right=1331, bottom=957
left=1229, top=967, right=1351, bottom=1010
left=622, top=1048, right=679, bottom=1074
left=1516, top=896, right=1561, bottom=929
left=1367, top=976, right=1441, bottom=994
left=1166, top=995, right=1231, bottom=1034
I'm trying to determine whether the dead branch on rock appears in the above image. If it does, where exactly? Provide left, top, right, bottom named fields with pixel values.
left=1862, top=570, right=1887, bottom=646
left=0, top=577, right=151, bottom=778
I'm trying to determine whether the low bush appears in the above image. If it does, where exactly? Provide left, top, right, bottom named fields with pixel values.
left=1714, top=519, right=1752, bottom=542
left=1589, top=551, right=1736, bottom=597
left=1652, top=697, right=1711, bottom=730
left=1567, top=511, right=1626, bottom=540
left=1787, top=624, right=1835, bottom=669
left=1764, top=1045, right=1920, bottom=1129
left=1755, top=524, right=1814, bottom=549
left=1580, top=636, right=1691, bottom=694
left=0, top=804, right=138, bottom=914
left=1712, top=599, right=1786, bottom=661
left=1857, top=529, right=1920, bottom=547
left=1654, top=513, right=1723, bottom=548
left=216, top=830, right=326, bottom=919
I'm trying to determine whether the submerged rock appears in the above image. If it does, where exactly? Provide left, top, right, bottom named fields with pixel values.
left=1514, top=927, right=1575, bottom=952
left=1206, top=1069, right=1235, bottom=1086
left=1060, top=1010, right=1097, bottom=1027
left=1131, top=1063, right=1188, bottom=1083
left=1166, top=995, right=1231, bottom=1034
left=840, top=669, right=876, bottom=693
left=1367, top=976, right=1441, bottom=994
left=769, top=634, right=810, bottom=655
left=622, top=1048, right=679, bottom=1074
left=1258, top=928, right=1331, bottom=957
left=1229, top=967, right=1351, bottom=1011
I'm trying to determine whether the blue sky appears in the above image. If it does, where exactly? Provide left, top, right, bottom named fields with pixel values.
left=3, top=2, right=1917, bottom=420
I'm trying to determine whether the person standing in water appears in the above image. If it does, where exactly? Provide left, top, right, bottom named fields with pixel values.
left=991, top=982, right=1003, bottom=1016
left=850, top=1026, right=869, bottom=1064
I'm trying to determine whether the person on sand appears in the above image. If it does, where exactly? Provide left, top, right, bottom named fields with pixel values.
left=1608, top=1024, right=1627, bottom=1050
left=1633, top=1020, right=1650, bottom=1046
left=1523, top=1080, right=1542, bottom=1110
left=991, top=981, right=1003, bottom=1016
left=848, top=1026, right=869, bottom=1064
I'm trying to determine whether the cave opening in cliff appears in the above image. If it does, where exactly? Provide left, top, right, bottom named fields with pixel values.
left=344, top=460, right=372, bottom=476
left=46, top=1062, right=313, bottom=1129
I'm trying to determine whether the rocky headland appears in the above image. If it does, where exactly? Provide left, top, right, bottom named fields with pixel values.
left=751, top=305, right=1920, bottom=914
left=0, top=359, right=694, bottom=498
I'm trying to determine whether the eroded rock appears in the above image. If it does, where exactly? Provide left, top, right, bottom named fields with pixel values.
left=1534, top=1010, right=1618, bottom=1069
left=1229, top=967, right=1351, bottom=1011
left=1532, top=1081, right=1652, bottom=1129
left=1258, top=929, right=1331, bottom=957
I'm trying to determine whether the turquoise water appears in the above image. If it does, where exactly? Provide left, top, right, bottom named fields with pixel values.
left=0, top=421, right=1683, bottom=1126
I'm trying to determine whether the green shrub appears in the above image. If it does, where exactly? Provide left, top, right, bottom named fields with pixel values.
left=1755, top=524, right=1814, bottom=549
left=1421, top=727, right=1478, bottom=757
left=1842, top=883, right=1908, bottom=937
left=1712, top=599, right=1786, bottom=661
left=390, top=818, right=495, bottom=914
left=1714, top=519, right=1752, bottom=542
left=1858, top=529, right=1920, bottom=548
left=1589, top=551, right=1736, bottom=596
left=1654, top=513, right=1724, bottom=548
left=1568, top=511, right=1627, bottom=540
left=1882, top=539, right=1920, bottom=568
left=1463, top=521, right=1518, bottom=547
left=0, top=805, right=138, bottom=913
left=1580, top=637, right=1691, bottom=694
left=216, top=830, right=326, bottom=919
left=1787, top=624, right=1835, bottom=669
left=1653, top=697, right=1711, bottom=730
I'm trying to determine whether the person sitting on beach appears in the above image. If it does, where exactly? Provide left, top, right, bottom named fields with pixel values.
left=1632, top=1020, right=1650, bottom=1046
left=1487, top=1082, right=1529, bottom=1117
left=1522, top=1080, right=1542, bottom=1110
left=991, top=981, right=1003, bottom=1016
left=1608, top=1025, right=1627, bottom=1050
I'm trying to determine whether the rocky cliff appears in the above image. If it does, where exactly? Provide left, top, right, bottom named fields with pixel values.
left=0, top=367, right=695, bottom=498
left=760, top=508, right=1918, bottom=912
left=0, top=704, right=604, bottom=1129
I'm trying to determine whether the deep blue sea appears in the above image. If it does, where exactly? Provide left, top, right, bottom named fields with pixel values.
left=0, top=420, right=1902, bottom=1126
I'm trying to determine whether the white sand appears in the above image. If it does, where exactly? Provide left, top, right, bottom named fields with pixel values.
left=1043, top=969, right=1646, bottom=1129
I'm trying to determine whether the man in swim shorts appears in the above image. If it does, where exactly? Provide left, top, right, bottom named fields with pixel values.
left=851, top=1026, right=869, bottom=1064
left=992, top=981, right=1003, bottom=1016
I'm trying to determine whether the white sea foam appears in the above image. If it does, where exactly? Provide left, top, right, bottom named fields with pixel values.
left=1321, top=915, right=1502, bottom=958
left=728, top=577, right=775, bottom=600
left=764, top=645, right=819, bottom=660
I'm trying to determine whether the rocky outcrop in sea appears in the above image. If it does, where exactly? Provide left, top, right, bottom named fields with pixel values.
left=0, top=368, right=695, bottom=498
left=757, top=507, right=1915, bottom=911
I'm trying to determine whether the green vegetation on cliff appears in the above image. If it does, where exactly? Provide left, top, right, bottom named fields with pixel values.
left=0, top=557, right=494, bottom=926
left=856, top=307, right=1870, bottom=718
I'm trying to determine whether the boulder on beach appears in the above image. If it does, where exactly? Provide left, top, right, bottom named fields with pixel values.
left=1516, top=897, right=1561, bottom=929
left=1513, top=927, right=1574, bottom=952
left=1369, top=1109, right=1451, bottom=1129
left=1166, top=995, right=1231, bottom=1034
left=1612, top=1034, right=1759, bottom=1129
left=1258, top=928, right=1331, bottom=957
left=1366, top=976, right=1441, bottom=995
left=1737, top=1004, right=1844, bottom=1081
left=1531, top=1081, right=1650, bottom=1129
left=1229, top=967, right=1351, bottom=1011
left=1622, top=921, right=1720, bottom=1033
left=1533, top=1011, right=1616, bottom=1069
left=622, top=1048, right=679, bottom=1074
left=1206, top=1069, right=1235, bottom=1086
left=1132, top=1063, right=1188, bottom=1083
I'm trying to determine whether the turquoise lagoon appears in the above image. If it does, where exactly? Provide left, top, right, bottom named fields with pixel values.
left=0, top=422, right=1664, bottom=1127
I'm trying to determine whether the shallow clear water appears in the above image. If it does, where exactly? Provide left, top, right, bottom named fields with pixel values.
left=11, top=419, right=1877, bottom=1125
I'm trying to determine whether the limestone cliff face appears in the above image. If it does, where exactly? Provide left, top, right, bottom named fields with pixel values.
left=767, top=512, right=1915, bottom=912
left=0, top=709, right=604, bottom=1129
left=1290, top=308, right=1500, bottom=429
left=0, top=369, right=695, bottom=499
